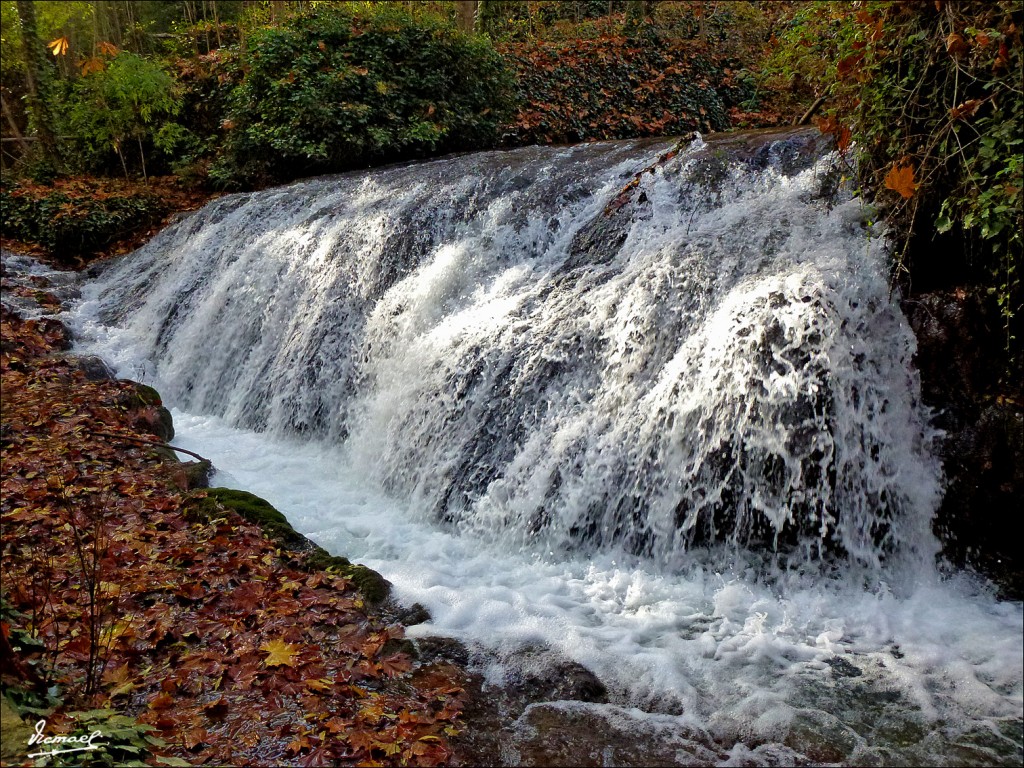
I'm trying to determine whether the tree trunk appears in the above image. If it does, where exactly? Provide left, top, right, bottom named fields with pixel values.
left=0, top=93, right=31, bottom=156
left=455, top=0, right=478, bottom=33
left=14, top=0, right=60, bottom=171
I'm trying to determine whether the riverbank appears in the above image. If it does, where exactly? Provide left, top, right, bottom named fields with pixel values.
left=0, top=255, right=467, bottom=766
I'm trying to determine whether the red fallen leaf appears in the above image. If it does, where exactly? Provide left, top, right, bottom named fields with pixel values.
left=324, top=716, right=350, bottom=734
left=152, top=714, right=178, bottom=731
left=182, top=726, right=209, bottom=750
left=836, top=125, right=852, bottom=153
left=346, top=729, right=376, bottom=753
left=950, top=99, right=982, bottom=121
left=836, top=52, right=865, bottom=79
left=379, top=653, right=413, bottom=678
left=149, top=692, right=175, bottom=710
left=298, top=748, right=332, bottom=767
left=946, top=32, right=970, bottom=56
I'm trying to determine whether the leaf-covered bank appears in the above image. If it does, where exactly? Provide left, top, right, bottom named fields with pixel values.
left=0, top=176, right=216, bottom=267
left=0, top=260, right=467, bottom=766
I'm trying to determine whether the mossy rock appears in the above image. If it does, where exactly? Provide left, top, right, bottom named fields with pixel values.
left=119, top=380, right=175, bottom=441
left=205, top=487, right=303, bottom=546
left=305, top=545, right=391, bottom=604
left=151, top=444, right=180, bottom=464
left=128, top=381, right=163, bottom=406
left=181, top=492, right=222, bottom=524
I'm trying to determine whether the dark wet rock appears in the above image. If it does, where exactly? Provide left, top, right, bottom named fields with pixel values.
left=501, top=647, right=608, bottom=704
left=180, top=459, right=212, bottom=490
left=391, top=602, right=432, bottom=627
left=447, top=644, right=619, bottom=766
left=933, top=403, right=1023, bottom=599
left=826, top=656, right=863, bottom=678
left=70, top=354, right=115, bottom=381
left=413, top=636, right=470, bottom=666
left=903, top=290, right=1004, bottom=428
left=903, top=289, right=1024, bottom=599
left=118, top=380, right=175, bottom=442
left=489, top=703, right=723, bottom=768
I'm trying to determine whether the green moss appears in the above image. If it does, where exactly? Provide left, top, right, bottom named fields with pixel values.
left=181, top=493, right=221, bottom=524
left=205, top=487, right=302, bottom=545
left=132, top=383, right=163, bottom=406
left=304, top=545, right=390, bottom=604
left=306, top=547, right=352, bottom=571
left=344, top=564, right=390, bottom=604
left=1, top=696, right=34, bottom=764
left=151, top=444, right=179, bottom=464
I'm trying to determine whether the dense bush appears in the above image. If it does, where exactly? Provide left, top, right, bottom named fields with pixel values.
left=0, top=178, right=166, bottom=260
left=500, top=31, right=754, bottom=145
left=210, top=4, right=512, bottom=187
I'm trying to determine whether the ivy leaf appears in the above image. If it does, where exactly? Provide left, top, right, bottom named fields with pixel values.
left=884, top=162, right=918, bottom=198
left=260, top=638, right=300, bottom=668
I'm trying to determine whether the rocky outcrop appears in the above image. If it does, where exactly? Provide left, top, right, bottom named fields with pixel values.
left=904, top=289, right=1023, bottom=598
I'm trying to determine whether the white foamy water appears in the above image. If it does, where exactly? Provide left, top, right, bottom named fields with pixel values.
left=156, top=409, right=1021, bottom=765
left=64, top=131, right=1023, bottom=764
left=164, top=411, right=1020, bottom=765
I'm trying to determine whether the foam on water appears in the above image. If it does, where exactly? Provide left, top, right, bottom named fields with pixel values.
left=65, top=132, right=1023, bottom=763
left=156, top=410, right=1020, bottom=764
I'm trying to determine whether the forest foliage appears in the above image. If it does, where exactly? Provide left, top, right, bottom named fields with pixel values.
left=1, top=1, right=1019, bottom=366
left=766, top=0, right=1022, bottom=381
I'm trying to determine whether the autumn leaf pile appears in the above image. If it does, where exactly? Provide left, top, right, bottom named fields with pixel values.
left=500, top=33, right=756, bottom=146
left=0, top=271, right=466, bottom=766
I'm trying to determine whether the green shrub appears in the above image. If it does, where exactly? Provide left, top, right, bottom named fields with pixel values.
left=210, top=4, right=512, bottom=188
left=60, top=52, right=186, bottom=178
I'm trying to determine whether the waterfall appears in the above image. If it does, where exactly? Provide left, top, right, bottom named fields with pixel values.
left=69, top=129, right=1024, bottom=765
left=78, top=128, right=941, bottom=571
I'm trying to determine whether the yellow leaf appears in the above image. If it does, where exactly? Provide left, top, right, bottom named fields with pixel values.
left=884, top=162, right=917, bottom=199
left=260, top=638, right=300, bottom=668
left=48, top=36, right=69, bottom=56
left=304, top=677, right=333, bottom=692
left=97, top=41, right=120, bottom=57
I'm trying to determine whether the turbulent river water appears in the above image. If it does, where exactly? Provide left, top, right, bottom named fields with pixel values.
left=67, top=129, right=1022, bottom=765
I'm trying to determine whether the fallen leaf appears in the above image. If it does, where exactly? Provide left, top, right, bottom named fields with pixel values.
left=260, top=638, right=300, bottom=668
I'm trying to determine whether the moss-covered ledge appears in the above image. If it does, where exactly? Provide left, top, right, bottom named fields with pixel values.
left=183, top=487, right=392, bottom=604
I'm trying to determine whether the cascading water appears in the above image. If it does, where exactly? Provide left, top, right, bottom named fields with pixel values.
left=70, top=128, right=1022, bottom=765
